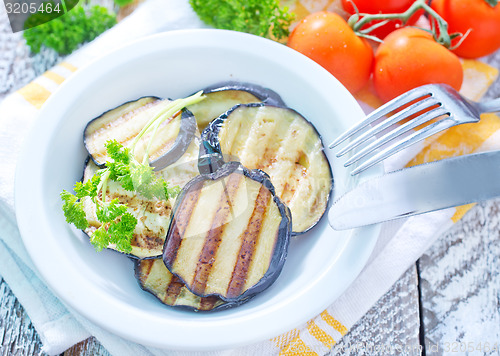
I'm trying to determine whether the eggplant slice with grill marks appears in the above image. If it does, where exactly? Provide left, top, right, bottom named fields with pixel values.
left=84, top=97, right=196, bottom=171
left=81, top=133, right=201, bottom=259
left=163, top=161, right=291, bottom=302
left=81, top=159, right=172, bottom=259
left=202, top=103, right=333, bottom=235
left=135, top=258, right=227, bottom=311
left=188, top=82, right=286, bottom=131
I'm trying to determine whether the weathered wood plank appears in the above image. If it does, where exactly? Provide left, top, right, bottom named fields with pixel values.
left=0, top=279, right=46, bottom=356
left=63, top=338, right=110, bottom=356
left=419, top=199, right=500, bottom=355
left=419, top=49, right=500, bottom=355
left=330, top=266, right=422, bottom=355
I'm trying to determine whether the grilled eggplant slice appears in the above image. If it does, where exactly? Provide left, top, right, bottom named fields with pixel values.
left=202, top=103, right=333, bottom=234
left=81, top=133, right=201, bottom=259
left=81, top=159, right=172, bottom=258
left=135, top=258, right=227, bottom=311
left=84, top=97, right=196, bottom=170
left=188, top=82, right=286, bottom=130
left=163, top=161, right=291, bottom=301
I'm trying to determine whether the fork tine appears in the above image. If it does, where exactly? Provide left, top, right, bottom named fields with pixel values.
left=336, top=96, right=440, bottom=157
left=328, top=85, right=432, bottom=149
left=344, top=106, right=449, bottom=167
left=350, top=115, right=460, bottom=175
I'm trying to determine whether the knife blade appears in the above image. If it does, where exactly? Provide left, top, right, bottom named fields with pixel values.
left=329, top=150, right=500, bottom=230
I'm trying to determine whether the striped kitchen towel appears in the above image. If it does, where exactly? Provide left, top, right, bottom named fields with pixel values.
left=0, top=0, right=499, bottom=355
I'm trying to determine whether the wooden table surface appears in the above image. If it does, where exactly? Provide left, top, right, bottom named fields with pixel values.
left=1, top=2, right=500, bottom=355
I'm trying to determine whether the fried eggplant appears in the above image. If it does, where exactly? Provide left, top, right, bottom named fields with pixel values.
left=81, top=133, right=200, bottom=259
left=163, top=162, right=291, bottom=301
left=84, top=97, right=196, bottom=170
left=188, top=81, right=285, bottom=130
left=135, top=258, right=226, bottom=311
left=202, top=104, right=333, bottom=234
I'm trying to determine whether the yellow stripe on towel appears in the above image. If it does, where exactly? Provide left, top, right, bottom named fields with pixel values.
left=461, top=59, right=499, bottom=101
left=320, top=310, right=348, bottom=336
left=307, top=320, right=336, bottom=349
left=273, top=328, right=300, bottom=349
left=17, top=82, right=51, bottom=109
left=279, top=335, right=318, bottom=356
left=59, top=61, right=78, bottom=72
left=43, top=71, right=66, bottom=85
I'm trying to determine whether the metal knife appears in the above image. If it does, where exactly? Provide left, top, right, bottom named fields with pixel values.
left=329, top=150, right=500, bottom=230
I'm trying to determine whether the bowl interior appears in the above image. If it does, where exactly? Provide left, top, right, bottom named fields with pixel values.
left=15, top=29, right=380, bottom=350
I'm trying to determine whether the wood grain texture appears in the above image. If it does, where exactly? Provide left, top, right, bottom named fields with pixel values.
left=419, top=199, right=500, bottom=355
left=0, top=280, right=45, bottom=356
left=62, top=338, right=110, bottom=356
left=418, top=53, right=500, bottom=356
left=329, top=267, right=422, bottom=356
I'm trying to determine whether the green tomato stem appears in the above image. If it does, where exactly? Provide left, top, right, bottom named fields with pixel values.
left=484, top=0, right=498, bottom=8
left=348, top=0, right=456, bottom=48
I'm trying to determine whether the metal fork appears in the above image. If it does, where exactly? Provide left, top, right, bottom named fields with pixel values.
left=329, top=84, right=500, bottom=175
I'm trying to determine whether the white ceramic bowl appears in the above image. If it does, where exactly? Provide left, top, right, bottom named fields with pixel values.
left=15, top=29, right=381, bottom=351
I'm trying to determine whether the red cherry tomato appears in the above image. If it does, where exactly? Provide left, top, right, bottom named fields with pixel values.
left=287, top=11, right=374, bottom=94
left=431, top=0, right=500, bottom=58
left=373, top=27, right=463, bottom=102
left=341, top=0, right=423, bottom=39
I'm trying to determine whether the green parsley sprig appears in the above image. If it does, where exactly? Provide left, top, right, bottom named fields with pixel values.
left=61, top=92, right=205, bottom=253
left=24, top=2, right=117, bottom=55
left=114, top=0, right=135, bottom=6
left=189, top=0, right=294, bottom=42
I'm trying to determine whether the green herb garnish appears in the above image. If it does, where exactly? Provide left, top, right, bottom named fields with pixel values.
left=24, top=2, right=116, bottom=55
left=114, top=0, right=135, bottom=7
left=189, top=0, right=294, bottom=41
left=61, top=92, right=205, bottom=253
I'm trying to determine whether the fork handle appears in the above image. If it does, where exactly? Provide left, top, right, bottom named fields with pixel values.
left=478, top=97, right=500, bottom=113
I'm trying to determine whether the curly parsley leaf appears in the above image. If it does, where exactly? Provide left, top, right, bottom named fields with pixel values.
left=114, top=0, right=135, bottom=7
left=74, top=174, right=99, bottom=199
left=96, top=198, right=128, bottom=223
left=24, top=2, right=116, bottom=55
left=108, top=213, right=136, bottom=253
left=61, top=190, right=88, bottom=230
left=106, top=140, right=135, bottom=190
left=91, top=212, right=136, bottom=253
left=189, top=0, right=294, bottom=41
left=130, top=162, right=166, bottom=200
left=106, top=139, right=130, bottom=164
left=62, top=178, right=135, bottom=253
left=105, top=139, right=170, bottom=199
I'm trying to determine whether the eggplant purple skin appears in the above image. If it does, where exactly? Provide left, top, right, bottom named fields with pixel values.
left=150, top=107, right=197, bottom=171
left=162, top=161, right=292, bottom=304
left=132, top=259, right=256, bottom=312
left=83, top=96, right=157, bottom=168
left=200, top=81, right=287, bottom=108
left=200, top=103, right=334, bottom=236
left=83, top=96, right=196, bottom=171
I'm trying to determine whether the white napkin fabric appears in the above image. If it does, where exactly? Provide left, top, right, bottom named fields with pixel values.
left=0, top=0, right=498, bottom=355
